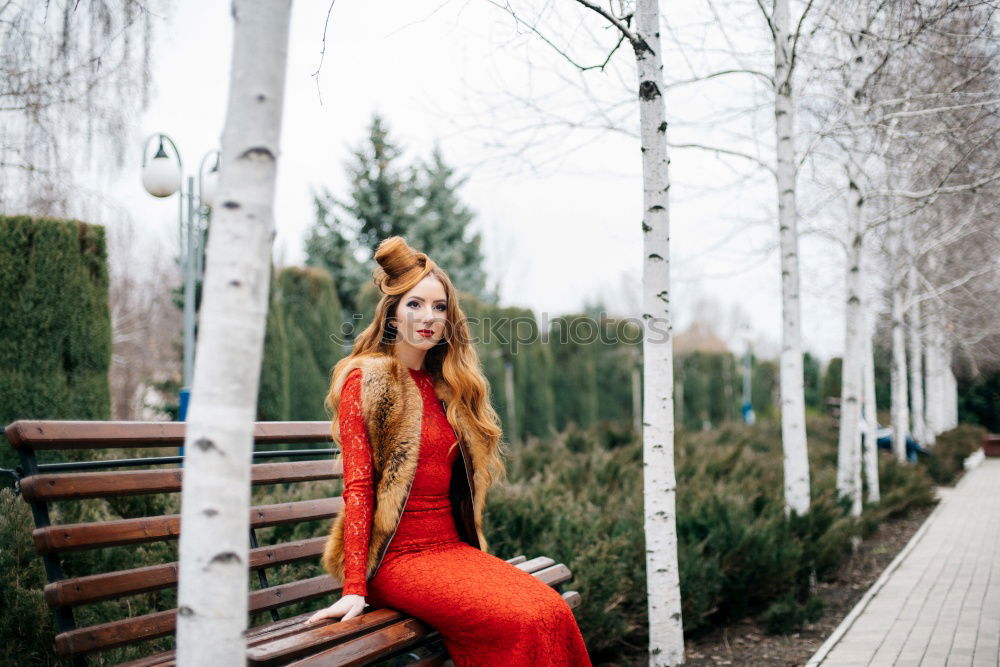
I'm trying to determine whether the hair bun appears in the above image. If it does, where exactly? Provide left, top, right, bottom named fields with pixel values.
left=372, top=236, right=437, bottom=295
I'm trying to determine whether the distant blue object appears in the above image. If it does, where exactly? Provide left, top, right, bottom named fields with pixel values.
left=178, top=387, right=190, bottom=467
left=874, top=429, right=927, bottom=463
left=741, top=403, right=756, bottom=425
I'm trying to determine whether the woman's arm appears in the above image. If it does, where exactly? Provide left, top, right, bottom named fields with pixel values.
left=305, top=368, right=372, bottom=625
left=339, top=368, right=374, bottom=597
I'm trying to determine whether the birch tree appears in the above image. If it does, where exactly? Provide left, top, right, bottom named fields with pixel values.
left=886, top=200, right=910, bottom=461
left=862, top=311, right=879, bottom=501
left=629, top=2, right=686, bottom=658
left=823, top=0, right=917, bottom=505
left=832, top=8, right=870, bottom=515
left=814, top=0, right=997, bottom=506
left=906, top=262, right=926, bottom=443
left=875, top=3, right=1000, bottom=446
left=539, top=1, right=686, bottom=661
left=923, top=301, right=947, bottom=441
left=888, top=276, right=909, bottom=461
left=761, top=0, right=814, bottom=516
left=474, top=1, right=821, bottom=522
left=175, top=1, right=294, bottom=663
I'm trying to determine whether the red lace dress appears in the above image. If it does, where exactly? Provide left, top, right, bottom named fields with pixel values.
left=338, top=366, right=591, bottom=666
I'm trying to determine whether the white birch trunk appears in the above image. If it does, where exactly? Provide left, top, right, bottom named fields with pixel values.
left=175, top=2, right=293, bottom=663
left=836, top=158, right=864, bottom=517
left=772, top=0, right=810, bottom=517
left=862, top=313, right=880, bottom=502
left=946, top=367, right=959, bottom=429
left=923, top=325, right=937, bottom=445
left=889, top=232, right=910, bottom=462
left=924, top=311, right=944, bottom=442
left=835, top=20, right=867, bottom=518
left=941, top=365, right=953, bottom=430
left=906, top=264, right=927, bottom=444
left=929, top=330, right=957, bottom=432
left=635, top=1, right=685, bottom=662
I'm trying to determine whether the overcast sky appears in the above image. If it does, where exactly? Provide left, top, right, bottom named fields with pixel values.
left=102, top=0, right=850, bottom=361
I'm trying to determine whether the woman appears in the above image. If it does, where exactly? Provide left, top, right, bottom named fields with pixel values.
left=304, top=236, right=591, bottom=666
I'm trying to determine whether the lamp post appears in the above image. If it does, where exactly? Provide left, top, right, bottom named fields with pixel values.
left=140, top=133, right=220, bottom=456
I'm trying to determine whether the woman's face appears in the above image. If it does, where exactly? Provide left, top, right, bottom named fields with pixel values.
left=391, top=275, right=448, bottom=351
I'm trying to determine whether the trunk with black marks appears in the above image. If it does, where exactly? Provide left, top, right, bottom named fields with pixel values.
left=634, top=0, right=685, bottom=663
left=772, top=0, right=810, bottom=516
left=175, top=1, right=293, bottom=663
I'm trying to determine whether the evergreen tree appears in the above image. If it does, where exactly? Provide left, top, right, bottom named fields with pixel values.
left=873, top=341, right=892, bottom=412
left=751, top=357, right=780, bottom=419
left=305, top=115, right=413, bottom=316
left=803, top=352, right=822, bottom=410
left=518, top=336, right=557, bottom=438
left=549, top=314, right=600, bottom=431
left=350, top=115, right=419, bottom=252
left=409, top=147, right=489, bottom=300
left=823, top=357, right=844, bottom=403
left=681, top=353, right=710, bottom=430
left=303, top=192, right=369, bottom=317
left=257, top=277, right=290, bottom=422
left=305, top=115, right=492, bottom=318
left=959, top=369, right=1000, bottom=432
left=277, top=266, right=344, bottom=420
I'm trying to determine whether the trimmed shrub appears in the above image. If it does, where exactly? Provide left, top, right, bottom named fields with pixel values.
left=0, top=216, right=112, bottom=471
left=923, top=424, right=988, bottom=485
left=0, top=489, right=58, bottom=665
left=762, top=594, right=825, bottom=635
left=486, top=413, right=940, bottom=658
left=958, top=371, right=1000, bottom=432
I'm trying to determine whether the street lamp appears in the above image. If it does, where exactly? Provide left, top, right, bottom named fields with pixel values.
left=140, top=133, right=220, bottom=454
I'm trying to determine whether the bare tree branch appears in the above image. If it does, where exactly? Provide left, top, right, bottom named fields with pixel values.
left=570, top=0, right=639, bottom=45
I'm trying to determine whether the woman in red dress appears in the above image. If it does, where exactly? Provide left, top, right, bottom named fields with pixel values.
left=305, top=237, right=590, bottom=666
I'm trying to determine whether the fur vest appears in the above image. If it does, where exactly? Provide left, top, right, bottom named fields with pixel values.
left=321, top=353, right=491, bottom=587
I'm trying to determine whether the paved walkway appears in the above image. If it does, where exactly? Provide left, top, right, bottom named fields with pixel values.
left=809, top=458, right=1000, bottom=667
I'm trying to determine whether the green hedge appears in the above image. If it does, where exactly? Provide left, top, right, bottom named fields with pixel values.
left=278, top=266, right=343, bottom=420
left=0, top=216, right=181, bottom=663
left=0, top=215, right=112, bottom=470
left=923, top=423, right=988, bottom=485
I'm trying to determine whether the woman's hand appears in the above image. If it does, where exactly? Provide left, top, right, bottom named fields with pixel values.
left=304, top=594, right=366, bottom=625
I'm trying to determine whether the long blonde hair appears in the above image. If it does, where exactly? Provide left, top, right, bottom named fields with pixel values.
left=325, top=236, right=506, bottom=490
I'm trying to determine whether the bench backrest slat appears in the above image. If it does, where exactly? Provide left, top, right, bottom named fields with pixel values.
left=6, top=421, right=332, bottom=450
left=32, top=497, right=344, bottom=554
left=21, top=460, right=343, bottom=501
left=45, top=536, right=328, bottom=608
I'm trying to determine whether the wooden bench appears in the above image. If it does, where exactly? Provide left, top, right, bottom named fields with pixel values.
left=5, top=419, right=581, bottom=666
left=984, top=433, right=1000, bottom=457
